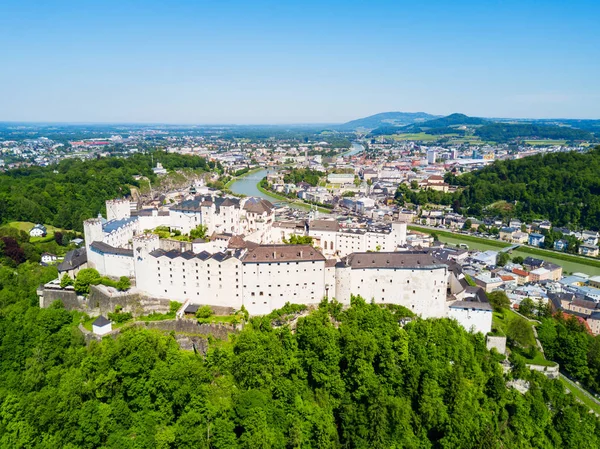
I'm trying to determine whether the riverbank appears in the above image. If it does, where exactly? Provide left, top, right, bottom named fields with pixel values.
left=224, top=167, right=264, bottom=189
left=409, top=225, right=600, bottom=275
left=256, top=181, right=332, bottom=214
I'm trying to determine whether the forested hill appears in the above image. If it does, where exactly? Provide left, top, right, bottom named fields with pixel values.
left=1, top=283, right=598, bottom=448
left=447, top=147, right=600, bottom=228
left=338, top=111, right=439, bottom=130
left=0, top=153, right=219, bottom=231
left=475, top=123, right=593, bottom=142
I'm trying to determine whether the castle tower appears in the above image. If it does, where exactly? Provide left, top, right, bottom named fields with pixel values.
left=391, top=221, right=407, bottom=248
left=132, top=233, right=160, bottom=293
left=106, top=198, right=131, bottom=221
left=83, top=218, right=104, bottom=253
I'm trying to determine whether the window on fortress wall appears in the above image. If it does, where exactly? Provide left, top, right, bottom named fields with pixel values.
left=413, top=290, right=415, bottom=294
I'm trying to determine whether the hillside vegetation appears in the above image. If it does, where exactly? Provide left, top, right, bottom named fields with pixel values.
left=445, top=147, right=600, bottom=228
left=367, top=113, right=596, bottom=142
left=475, top=123, right=593, bottom=142
left=1, top=286, right=599, bottom=447
left=0, top=153, right=220, bottom=231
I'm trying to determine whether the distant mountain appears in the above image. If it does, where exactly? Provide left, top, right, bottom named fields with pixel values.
left=369, top=113, right=488, bottom=136
left=338, top=112, right=440, bottom=130
left=414, top=113, right=489, bottom=128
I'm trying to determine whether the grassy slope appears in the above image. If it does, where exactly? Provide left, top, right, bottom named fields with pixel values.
left=559, top=376, right=600, bottom=415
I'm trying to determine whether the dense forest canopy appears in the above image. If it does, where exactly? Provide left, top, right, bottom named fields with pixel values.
left=474, top=123, right=593, bottom=142
left=443, top=147, right=600, bottom=228
left=0, top=152, right=219, bottom=231
left=1, top=283, right=599, bottom=447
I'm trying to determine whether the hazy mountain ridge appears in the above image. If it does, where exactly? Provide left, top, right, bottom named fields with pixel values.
left=338, top=111, right=441, bottom=130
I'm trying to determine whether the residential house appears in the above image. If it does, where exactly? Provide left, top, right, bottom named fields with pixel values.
left=509, top=219, right=522, bottom=229
left=522, top=257, right=544, bottom=271
left=57, top=248, right=88, bottom=278
left=511, top=268, right=530, bottom=285
left=473, top=273, right=504, bottom=292
left=579, top=244, right=599, bottom=257
left=512, top=232, right=529, bottom=244
left=499, top=227, right=516, bottom=241
left=582, top=231, right=599, bottom=246
left=41, top=253, right=57, bottom=264
left=529, top=267, right=552, bottom=283
left=528, top=233, right=545, bottom=247
left=587, top=312, right=600, bottom=336
left=471, top=251, right=498, bottom=267
left=588, top=276, right=600, bottom=289
left=30, top=224, right=47, bottom=237
left=554, top=239, right=568, bottom=252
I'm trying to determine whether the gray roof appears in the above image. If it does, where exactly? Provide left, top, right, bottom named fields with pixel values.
left=449, top=301, right=493, bottom=311
left=102, top=217, right=137, bottom=234
left=57, top=248, right=88, bottom=272
left=243, top=197, right=274, bottom=214
left=92, top=315, right=111, bottom=327
left=308, top=219, right=339, bottom=232
left=172, top=195, right=241, bottom=213
left=90, top=242, right=134, bottom=257
left=241, top=245, right=325, bottom=263
left=148, top=248, right=236, bottom=263
left=341, top=251, right=447, bottom=270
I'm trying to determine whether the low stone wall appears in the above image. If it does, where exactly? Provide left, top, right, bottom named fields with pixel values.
left=142, top=319, right=236, bottom=340
left=40, top=288, right=81, bottom=309
left=40, top=285, right=171, bottom=317
left=527, top=363, right=560, bottom=379
left=160, top=239, right=192, bottom=253
left=486, top=335, right=507, bottom=355
left=79, top=318, right=236, bottom=352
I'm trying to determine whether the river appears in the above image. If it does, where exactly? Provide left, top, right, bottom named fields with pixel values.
left=228, top=142, right=365, bottom=204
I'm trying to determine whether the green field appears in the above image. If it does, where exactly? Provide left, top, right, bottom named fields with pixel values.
left=7, top=221, right=71, bottom=243
left=388, top=133, right=442, bottom=142
left=410, top=225, right=600, bottom=276
left=560, top=376, right=600, bottom=415
left=524, top=140, right=567, bottom=146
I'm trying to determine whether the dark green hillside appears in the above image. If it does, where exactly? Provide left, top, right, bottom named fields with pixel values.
left=475, top=123, right=593, bottom=142
left=1, top=290, right=598, bottom=448
left=413, top=112, right=489, bottom=128
left=369, top=113, right=487, bottom=136
left=0, top=153, right=219, bottom=231
left=447, top=147, right=600, bottom=228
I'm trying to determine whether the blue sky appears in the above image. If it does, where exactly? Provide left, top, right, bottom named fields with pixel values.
left=1, top=0, right=599, bottom=124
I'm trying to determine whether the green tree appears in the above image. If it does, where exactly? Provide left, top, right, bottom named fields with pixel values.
left=60, top=273, right=73, bottom=288
left=519, top=298, right=535, bottom=317
left=496, top=252, right=510, bottom=266
left=463, top=219, right=472, bottom=230
left=190, top=224, right=208, bottom=240
left=73, top=268, right=101, bottom=295
left=196, top=305, right=213, bottom=319
left=116, top=276, right=131, bottom=291
left=283, top=235, right=313, bottom=245
left=512, top=255, right=524, bottom=264
left=488, top=291, right=511, bottom=311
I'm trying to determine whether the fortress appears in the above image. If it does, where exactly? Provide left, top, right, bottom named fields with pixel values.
left=55, top=194, right=490, bottom=331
